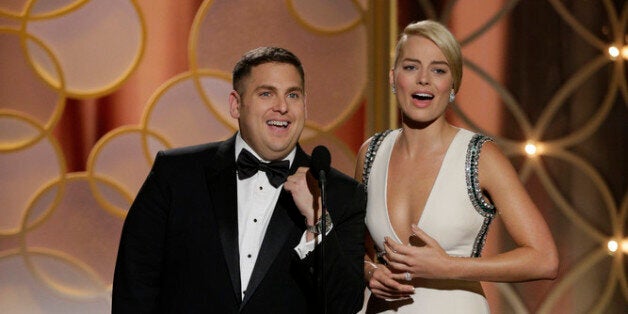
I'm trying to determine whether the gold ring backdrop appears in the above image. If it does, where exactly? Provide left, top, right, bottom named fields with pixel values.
left=0, top=0, right=625, bottom=313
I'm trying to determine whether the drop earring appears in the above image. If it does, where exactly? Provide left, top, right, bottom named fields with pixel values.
left=449, top=89, right=455, bottom=103
left=391, top=85, right=397, bottom=94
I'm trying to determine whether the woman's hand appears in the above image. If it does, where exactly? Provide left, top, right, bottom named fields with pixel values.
left=383, top=225, right=451, bottom=281
left=365, top=262, right=415, bottom=300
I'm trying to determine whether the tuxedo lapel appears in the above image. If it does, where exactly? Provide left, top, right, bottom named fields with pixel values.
left=241, top=192, right=294, bottom=306
left=241, top=146, right=311, bottom=307
left=204, top=135, right=242, bottom=302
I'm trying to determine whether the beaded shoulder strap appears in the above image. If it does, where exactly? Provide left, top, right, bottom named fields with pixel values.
left=362, top=129, right=393, bottom=188
left=465, top=134, right=496, bottom=217
left=465, top=133, right=497, bottom=257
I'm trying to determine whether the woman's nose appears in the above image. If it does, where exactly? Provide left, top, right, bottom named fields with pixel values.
left=417, top=72, right=429, bottom=85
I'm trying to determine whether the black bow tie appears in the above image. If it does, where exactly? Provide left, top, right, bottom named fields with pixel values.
left=236, top=149, right=290, bottom=188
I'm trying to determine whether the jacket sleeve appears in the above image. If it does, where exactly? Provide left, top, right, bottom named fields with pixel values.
left=304, top=173, right=367, bottom=313
left=112, top=152, right=170, bottom=313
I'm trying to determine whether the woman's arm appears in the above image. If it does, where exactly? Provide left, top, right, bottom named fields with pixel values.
left=355, top=139, right=414, bottom=299
left=384, top=141, right=559, bottom=283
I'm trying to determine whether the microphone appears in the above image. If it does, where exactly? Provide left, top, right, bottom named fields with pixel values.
left=310, top=145, right=331, bottom=314
left=310, top=145, right=331, bottom=182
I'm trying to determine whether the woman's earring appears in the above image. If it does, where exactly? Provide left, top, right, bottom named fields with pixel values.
left=392, top=85, right=397, bottom=94
left=449, top=89, right=455, bottom=103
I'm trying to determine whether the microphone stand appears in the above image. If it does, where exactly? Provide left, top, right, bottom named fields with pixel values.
left=311, top=145, right=330, bottom=313
left=318, top=169, right=327, bottom=314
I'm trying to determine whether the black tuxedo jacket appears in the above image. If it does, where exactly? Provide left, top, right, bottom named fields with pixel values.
left=112, top=135, right=366, bottom=313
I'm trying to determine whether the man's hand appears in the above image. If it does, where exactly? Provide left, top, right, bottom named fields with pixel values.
left=283, top=167, right=322, bottom=226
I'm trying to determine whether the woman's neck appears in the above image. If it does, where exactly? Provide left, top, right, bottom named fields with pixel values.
left=398, top=119, right=458, bottom=157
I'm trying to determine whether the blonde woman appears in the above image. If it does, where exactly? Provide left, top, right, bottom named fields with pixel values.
left=356, top=20, right=558, bottom=313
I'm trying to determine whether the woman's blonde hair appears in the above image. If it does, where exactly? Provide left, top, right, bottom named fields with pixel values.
left=393, top=20, right=463, bottom=93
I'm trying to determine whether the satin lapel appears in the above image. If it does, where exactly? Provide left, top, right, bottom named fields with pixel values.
left=241, top=146, right=310, bottom=307
left=204, top=135, right=241, bottom=301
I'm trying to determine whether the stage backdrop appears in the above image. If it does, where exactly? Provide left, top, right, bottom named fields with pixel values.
left=0, top=0, right=626, bottom=313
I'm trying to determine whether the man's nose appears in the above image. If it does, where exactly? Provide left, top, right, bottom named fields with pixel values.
left=273, top=98, right=288, bottom=113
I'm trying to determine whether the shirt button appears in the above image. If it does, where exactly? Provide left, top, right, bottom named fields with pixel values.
left=253, top=219, right=258, bottom=223
left=247, top=254, right=252, bottom=258
left=259, top=186, right=263, bottom=190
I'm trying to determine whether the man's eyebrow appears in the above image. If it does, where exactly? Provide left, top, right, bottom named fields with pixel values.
left=254, top=85, right=303, bottom=94
left=287, top=86, right=304, bottom=93
left=255, top=84, right=278, bottom=91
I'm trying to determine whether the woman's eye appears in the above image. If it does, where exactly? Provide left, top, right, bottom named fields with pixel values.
left=403, top=65, right=416, bottom=70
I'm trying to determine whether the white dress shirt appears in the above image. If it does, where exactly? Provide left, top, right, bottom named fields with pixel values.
left=235, top=133, right=320, bottom=299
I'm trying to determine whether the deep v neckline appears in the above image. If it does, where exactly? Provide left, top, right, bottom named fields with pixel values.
left=383, top=128, right=462, bottom=244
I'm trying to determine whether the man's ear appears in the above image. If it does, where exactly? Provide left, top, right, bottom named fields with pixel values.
left=229, top=90, right=240, bottom=119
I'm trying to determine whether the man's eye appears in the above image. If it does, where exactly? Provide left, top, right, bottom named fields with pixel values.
left=287, top=92, right=300, bottom=99
left=259, top=91, right=271, bottom=97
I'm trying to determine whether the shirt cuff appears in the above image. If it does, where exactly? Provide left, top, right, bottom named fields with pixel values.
left=293, top=226, right=333, bottom=260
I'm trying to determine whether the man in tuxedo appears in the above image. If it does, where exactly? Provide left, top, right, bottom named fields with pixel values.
left=112, top=47, right=366, bottom=313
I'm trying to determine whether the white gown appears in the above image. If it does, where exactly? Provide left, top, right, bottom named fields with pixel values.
left=361, top=128, right=495, bottom=313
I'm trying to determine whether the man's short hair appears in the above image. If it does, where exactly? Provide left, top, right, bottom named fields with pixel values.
left=232, top=46, right=305, bottom=94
